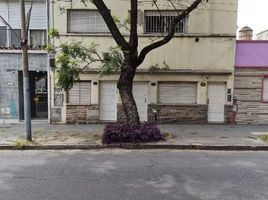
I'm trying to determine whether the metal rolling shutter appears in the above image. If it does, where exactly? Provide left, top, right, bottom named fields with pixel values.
left=80, top=82, right=91, bottom=104
left=68, top=82, right=91, bottom=104
left=158, top=82, right=197, bottom=104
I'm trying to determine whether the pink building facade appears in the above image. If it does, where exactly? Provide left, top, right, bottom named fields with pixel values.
left=234, top=41, right=268, bottom=124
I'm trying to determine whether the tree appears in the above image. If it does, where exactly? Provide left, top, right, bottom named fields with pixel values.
left=53, top=0, right=205, bottom=124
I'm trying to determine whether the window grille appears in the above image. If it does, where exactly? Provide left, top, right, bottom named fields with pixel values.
left=144, top=10, right=187, bottom=34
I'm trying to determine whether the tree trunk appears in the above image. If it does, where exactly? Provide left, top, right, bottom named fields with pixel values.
left=117, top=55, right=140, bottom=124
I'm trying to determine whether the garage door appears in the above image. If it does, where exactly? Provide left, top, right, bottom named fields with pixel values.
left=133, top=82, right=148, bottom=122
left=100, top=82, right=117, bottom=121
left=208, top=83, right=226, bottom=123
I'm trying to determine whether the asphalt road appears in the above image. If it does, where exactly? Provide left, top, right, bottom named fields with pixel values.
left=0, top=150, right=268, bottom=200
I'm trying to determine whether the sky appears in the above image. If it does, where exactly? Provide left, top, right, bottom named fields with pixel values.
left=238, top=0, right=268, bottom=35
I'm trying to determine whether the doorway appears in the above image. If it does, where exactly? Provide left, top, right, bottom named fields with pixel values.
left=19, top=71, right=48, bottom=119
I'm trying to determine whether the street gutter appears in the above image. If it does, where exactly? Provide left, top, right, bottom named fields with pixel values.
left=1, top=144, right=268, bottom=151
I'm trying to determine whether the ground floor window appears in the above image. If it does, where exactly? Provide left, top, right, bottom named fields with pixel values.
left=68, top=81, right=91, bottom=104
left=262, top=76, right=268, bottom=102
left=158, top=82, right=197, bottom=104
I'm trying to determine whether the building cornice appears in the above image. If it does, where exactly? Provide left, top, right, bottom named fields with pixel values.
left=80, top=68, right=233, bottom=75
left=59, top=33, right=236, bottom=39
left=0, top=50, right=47, bottom=54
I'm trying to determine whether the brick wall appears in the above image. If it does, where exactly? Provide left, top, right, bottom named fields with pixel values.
left=149, top=104, right=208, bottom=124
left=66, top=104, right=99, bottom=124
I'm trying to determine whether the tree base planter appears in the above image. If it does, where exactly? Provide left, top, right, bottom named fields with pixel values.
left=102, top=122, right=165, bottom=144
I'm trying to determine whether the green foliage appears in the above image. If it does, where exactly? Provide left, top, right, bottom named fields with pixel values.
left=258, top=135, right=268, bottom=142
left=56, top=41, right=88, bottom=90
left=55, top=40, right=124, bottom=90
left=45, top=43, right=55, bottom=54
left=48, top=28, right=60, bottom=39
left=98, top=47, right=124, bottom=77
left=112, top=15, right=121, bottom=24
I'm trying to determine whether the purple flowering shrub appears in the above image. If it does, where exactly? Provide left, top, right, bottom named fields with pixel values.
left=102, top=122, right=165, bottom=144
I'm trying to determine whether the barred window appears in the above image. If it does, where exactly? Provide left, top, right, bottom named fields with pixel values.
left=67, top=10, right=109, bottom=33
left=68, top=82, right=91, bottom=104
left=144, top=10, right=187, bottom=34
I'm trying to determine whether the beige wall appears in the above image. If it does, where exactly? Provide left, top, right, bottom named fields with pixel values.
left=52, top=0, right=238, bottom=35
left=50, top=0, right=237, bottom=123
left=51, top=0, right=237, bottom=71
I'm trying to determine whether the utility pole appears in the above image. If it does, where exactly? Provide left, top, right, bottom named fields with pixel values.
left=20, top=0, right=32, bottom=141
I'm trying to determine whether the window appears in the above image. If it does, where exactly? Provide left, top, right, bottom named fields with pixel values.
left=144, top=10, right=187, bottom=34
left=0, top=26, right=7, bottom=47
left=68, top=82, right=91, bottom=104
left=10, top=29, right=21, bottom=48
left=262, top=77, right=268, bottom=102
left=67, top=10, right=109, bottom=33
left=30, top=30, right=47, bottom=48
left=158, top=82, right=197, bottom=104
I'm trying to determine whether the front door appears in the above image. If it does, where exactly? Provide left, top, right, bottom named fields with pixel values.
left=100, top=82, right=117, bottom=121
left=208, top=83, right=226, bottom=123
left=133, top=82, right=148, bottom=122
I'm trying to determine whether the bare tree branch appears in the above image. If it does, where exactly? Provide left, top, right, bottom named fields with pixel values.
left=25, top=1, right=33, bottom=37
left=137, top=0, right=203, bottom=65
left=91, top=0, right=129, bottom=50
left=0, top=15, right=20, bottom=40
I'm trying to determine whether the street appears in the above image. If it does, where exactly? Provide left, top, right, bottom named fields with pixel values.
left=0, top=150, right=268, bottom=200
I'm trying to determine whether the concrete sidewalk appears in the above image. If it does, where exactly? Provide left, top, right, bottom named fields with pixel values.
left=1, top=122, right=268, bottom=150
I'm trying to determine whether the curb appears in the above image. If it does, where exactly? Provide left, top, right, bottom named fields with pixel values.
left=1, top=144, right=268, bottom=151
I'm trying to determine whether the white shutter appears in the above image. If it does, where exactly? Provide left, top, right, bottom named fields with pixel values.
left=80, top=82, right=91, bottom=104
left=27, top=2, right=47, bottom=29
left=263, top=78, right=268, bottom=101
left=68, top=10, right=109, bottom=33
left=69, top=83, right=80, bottom=104
left=158, top=82, right=197, bottom=104
left=68, top=82, right=91, bottom=104
left=0, top=2, right=8, bottom=26
left=8, top=2, right=20, bottom=28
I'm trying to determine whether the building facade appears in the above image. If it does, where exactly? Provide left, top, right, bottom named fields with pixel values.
left=234, top=41, right=268, bottom=124
left=50, top=0, right=238, bottom=124
left=0, top=0, right=48, bottom=122
left=256, top=30, right=268, bottom=40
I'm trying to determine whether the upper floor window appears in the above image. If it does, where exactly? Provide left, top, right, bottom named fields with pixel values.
left=10, top=29, right=21, bottom=48
left=0, top=28, right=46, bottom=49
left=67, top=10, right=109, bottom=33
left=30, top=30, right=47, bottom=48
left=144, top=10, right=187, bottom=34
left=0, top=26, right=7, bottom=47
